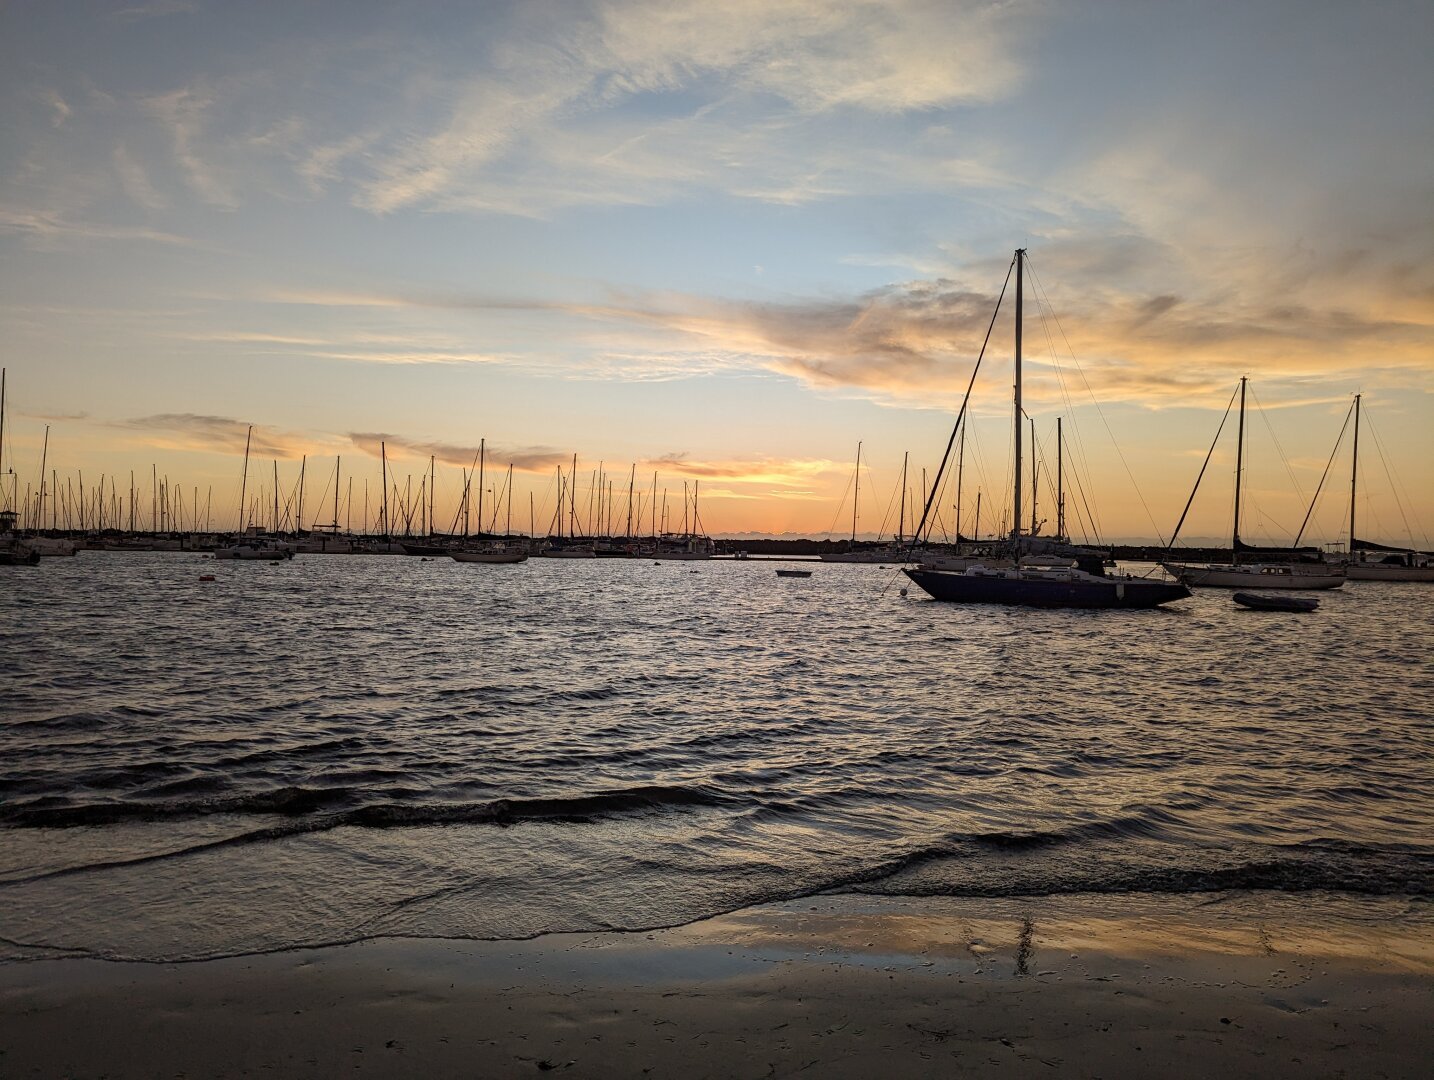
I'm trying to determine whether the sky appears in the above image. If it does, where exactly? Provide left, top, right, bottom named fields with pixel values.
left=1, top=0, right=1431, bottom=544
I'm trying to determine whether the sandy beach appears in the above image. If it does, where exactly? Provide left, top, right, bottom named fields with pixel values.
left=2, top=891, right=1429, bottom=1078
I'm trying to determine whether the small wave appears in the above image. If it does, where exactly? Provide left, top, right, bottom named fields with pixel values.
left=6, top=712, right=112, bottom=732
left=0, top=783, right=732, bottom=830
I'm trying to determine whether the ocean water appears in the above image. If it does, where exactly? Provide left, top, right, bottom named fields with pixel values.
left=2, top=551, right=1431, bottom=962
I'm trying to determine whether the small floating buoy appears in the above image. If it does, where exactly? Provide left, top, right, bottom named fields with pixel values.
left=199, top=574, right=216, bottom=582
left=899, top=587, right=908, bottom=597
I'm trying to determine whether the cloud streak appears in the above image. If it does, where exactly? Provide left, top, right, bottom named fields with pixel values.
left=347, top=432, right=570, bottom=473
left=117, top=414, right=312, bottom=459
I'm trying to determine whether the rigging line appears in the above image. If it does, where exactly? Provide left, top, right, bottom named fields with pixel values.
left=1026, top=258, right=1168, bottom=545
left=1365, top=414, right=1423, bottom=548
left=1293, top=399, right=1354, bottom=548
left=1026, top=265, right=1106, bottom=537
left=1165, top=382, right=1240, bottom=552
left=1031, top=281, right=1103, bottom=536
left=824, top=466, right=856, bottom=540
left=1246, top=384, right=1307, bottom=504
left=911, top=255, right=1015, bottom=545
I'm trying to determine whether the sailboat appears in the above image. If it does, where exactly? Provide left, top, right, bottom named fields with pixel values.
left=214, top=426, right=293, bottom=560
left=903, top=249, right=1190, bottom=609
left=1161, top=378, right=1344, bottom=589
left=452, top=441, right=527, bottom=564
left=1344, top=394, right=1434, bottom=581
left=819, top=445, right=915, bottom=563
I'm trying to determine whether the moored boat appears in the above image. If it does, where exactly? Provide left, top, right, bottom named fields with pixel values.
left=1233, top=591, right=1319, bottom=612
left=1162, top=377, right=1344, bottom=590
left=902, top=249, right=1189, bottom=611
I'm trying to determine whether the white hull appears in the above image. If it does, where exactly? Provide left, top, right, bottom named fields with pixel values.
left=215, top=541, right=294, bottom=561
left=1161, top=561, right=1344, bottom=589
left=1346, top=563, right=1434, bottom=582
left=820, top=550, right=907, bottom=564
left=452, top=550, right=529, bottom=564
left=921, top=555, right=1014, bottom=572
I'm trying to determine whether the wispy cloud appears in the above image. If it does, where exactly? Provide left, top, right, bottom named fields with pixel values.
left=0, top=204, right=190, bottom=247
left=347, top=432, right=569, bottom=473
left=109, top=0, right=198, bottom=21
left=116, top=414, right=312, bottom=459
left=112, top=144, right=167, bottom=210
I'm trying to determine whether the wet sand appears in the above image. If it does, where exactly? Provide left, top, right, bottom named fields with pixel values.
left=2, top=892, right=1430, bottom=1078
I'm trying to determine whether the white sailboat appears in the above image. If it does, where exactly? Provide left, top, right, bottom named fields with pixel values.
left=452, top=444, right=528, bottom=564
left=1344, top=394, right=1434, bottom=581
left=1162, top=378, right=1345, bottom=590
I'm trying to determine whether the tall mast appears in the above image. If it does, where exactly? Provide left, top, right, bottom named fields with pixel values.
left=1349, top=392, right=1361, bottom=551
left=381, top=441, right=389, bottom=537
left=0, top=368, right=6, bottom=512
left=851, top=441, right=861, bottom=543
left=429, top=456, right=436, bottom=537
left=238, top=426, right=251, bottom=531
left=1056, top=417, right=1065, bottom=541
left=334, top=457, right=341, bottom=531
left=955, top=422, right=965, bottom=542
left=898, top=451, right=908, bottom=544
left=570, top=453, right=578, bottom=539
left=39, top=426, right=50, bottom=531
left=506, top=464, right=513, bottom=538
left=272, top=461, right=279, bottom=533
left=1013, top=248, right=1024, bottom=546
left=1030, top=415, right=1038, bottom=535
left=626, top=465, right=635, bottom=540
left=1232, top=375, right=1246, bottom=551
left=298, top=456, right=306, bottom=533
left=477, top=438, right=485, bottom=541
left=975, top=490, right=982, bottom=542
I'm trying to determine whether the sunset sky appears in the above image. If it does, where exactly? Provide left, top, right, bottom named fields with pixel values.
left=2, top=1, right=1431, bottom=544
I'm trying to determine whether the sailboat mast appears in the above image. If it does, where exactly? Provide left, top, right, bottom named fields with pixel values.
left=1057, top=417, right=1065, bottom=540
left=238, top=426, right=251, bottom=532
left=1013, top=248, right=1024, bottom=545
left=1030, top=416, right=1038, bottom=536
left=1232, top=376, right=1246, bottom=550
left=955, top=422, right=965, bottom=542
left=1348, top=393, right=1360, bottom=551
left=626, top=465, right=635, bottom=540
left=429, top=456, right=435, bottom=537
left=0, top=368, right=6, bottom=512
left=506, top=464, right=513, bottom=538
left=38, top=426, right=50, bottom=532
left=334, top=456, right=341, bottom=531
left=898, top=451, right=908, bottom=544
left=851, top=441, right=862, bottom=543
left=477, top=438, right=485, bottom=541
left=381, top=441, right=389, bottom=537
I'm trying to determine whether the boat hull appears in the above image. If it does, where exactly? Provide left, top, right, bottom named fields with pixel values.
left=1233, top=591, right=1319, bottom=612
left=1161, top=562, right=1344, bottom=589
left=451, top=551, right=528, bottom=564
left=904, top=569, right=1190, bottom=609
left=1346, top=564, right=1434, bottom=582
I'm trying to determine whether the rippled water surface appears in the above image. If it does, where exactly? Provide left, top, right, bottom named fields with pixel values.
left=2, top=551, right=1431, bottom=960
